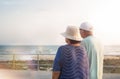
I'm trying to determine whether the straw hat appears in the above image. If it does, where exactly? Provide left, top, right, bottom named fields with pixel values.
left=61, top=26, right=82, bottom=41
left=80, top=22, right=93, bottom=31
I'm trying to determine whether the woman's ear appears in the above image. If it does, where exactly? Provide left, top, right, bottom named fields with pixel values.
left=65, top=38, right=70, bottom=44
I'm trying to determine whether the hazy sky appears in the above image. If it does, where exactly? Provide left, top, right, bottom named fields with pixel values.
left=0, top=0, right=120, bottom=45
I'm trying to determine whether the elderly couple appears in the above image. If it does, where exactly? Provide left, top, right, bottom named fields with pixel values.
left=52, top=22, right=104, bottom=79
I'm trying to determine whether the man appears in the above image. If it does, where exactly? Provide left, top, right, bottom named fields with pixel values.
left=79, top=22, right=104, bottom=79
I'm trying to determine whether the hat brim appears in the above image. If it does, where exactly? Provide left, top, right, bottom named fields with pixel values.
left=61, top=32, right=81, bottom=41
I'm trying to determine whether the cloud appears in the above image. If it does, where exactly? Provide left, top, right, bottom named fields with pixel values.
left=0, top=0, right=96, bottom=45
left=0, top=0, right=119, bottom=45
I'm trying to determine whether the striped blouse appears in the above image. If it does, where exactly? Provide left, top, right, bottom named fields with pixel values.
left=53, top=45, right=89, bottom=79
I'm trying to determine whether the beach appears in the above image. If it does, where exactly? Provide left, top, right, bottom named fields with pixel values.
left=0, top=55, right=120, bottom=79
left=0, top=69, right=120, bottom=79
left=0, top=45, right=120, bottom=78
left=0, top=55, right=120, bottom=73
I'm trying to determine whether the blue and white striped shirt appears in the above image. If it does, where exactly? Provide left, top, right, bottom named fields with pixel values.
left=53, top=45, right=89, bottom=79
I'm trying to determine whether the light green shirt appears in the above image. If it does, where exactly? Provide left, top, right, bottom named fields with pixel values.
left=81, top=36, right=104, bottom=79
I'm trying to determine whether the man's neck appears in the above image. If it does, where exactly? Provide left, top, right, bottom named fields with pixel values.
left=84, top=34, right=93, bottom=38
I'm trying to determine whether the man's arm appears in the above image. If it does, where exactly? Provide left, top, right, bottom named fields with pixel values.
left=52, top=71, right=60, bottom=79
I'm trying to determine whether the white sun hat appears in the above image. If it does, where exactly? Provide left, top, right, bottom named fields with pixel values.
left=80, top=22, right=93, bottom=31
left=61, top=26, right=82, bottom=41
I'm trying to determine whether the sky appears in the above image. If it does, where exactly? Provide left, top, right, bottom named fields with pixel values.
left=0, top=0, right=120, bottom=45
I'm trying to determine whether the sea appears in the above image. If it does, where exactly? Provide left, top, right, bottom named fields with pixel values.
left=0, top=45, right=120, bottom=61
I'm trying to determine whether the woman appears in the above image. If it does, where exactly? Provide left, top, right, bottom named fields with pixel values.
left=52, top=26, right=89, bottom=79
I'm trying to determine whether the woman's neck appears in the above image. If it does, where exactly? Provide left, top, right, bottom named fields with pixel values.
left=68, top=43, right=80, bottom=46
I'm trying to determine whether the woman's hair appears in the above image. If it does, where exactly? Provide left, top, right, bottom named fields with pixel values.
left=68, top=39, right=81, bottom=44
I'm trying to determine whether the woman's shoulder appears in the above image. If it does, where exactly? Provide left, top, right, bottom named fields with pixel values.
left=80, top=46, right=87, bottom=52
left=58, top=44, right=86, bottom=50
left=59, top=44, right=80, bottom=51
left=58, top=44, right=70, bottom=49
left=59, top=44, right=84, bottom=48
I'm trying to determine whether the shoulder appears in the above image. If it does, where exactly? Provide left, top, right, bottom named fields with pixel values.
left=80, top=45, right=86, bottom=50
left=83, top=36, right=93, bottom=42
left=57, top=45, right=70, bottom=51
left=81, top=36, right=100, bottom=44
left=79, top=46, right=86, bottom=52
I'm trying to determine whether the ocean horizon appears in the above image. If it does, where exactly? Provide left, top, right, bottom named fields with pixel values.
left=0, top=45, right=120, bottom=61
left=0, top=45, right=120, bottom=54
